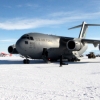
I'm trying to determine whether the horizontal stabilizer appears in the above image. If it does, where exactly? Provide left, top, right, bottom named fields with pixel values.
left=68, top=22, right=100, bottom=30
left=68, top=25, right=82, bottom=30
left=68, top=21, right=100, bottom=39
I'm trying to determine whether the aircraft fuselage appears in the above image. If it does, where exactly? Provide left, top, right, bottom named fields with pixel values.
left=14, top=33, right=87, bottom=61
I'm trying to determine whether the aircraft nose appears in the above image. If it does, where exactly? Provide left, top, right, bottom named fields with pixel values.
left=16, top=39, right=24, bottom=54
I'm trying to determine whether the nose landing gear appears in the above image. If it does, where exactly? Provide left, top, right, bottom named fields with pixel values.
left=23, top=59, right=30, bottom=64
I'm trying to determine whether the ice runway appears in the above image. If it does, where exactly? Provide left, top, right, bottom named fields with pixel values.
left=0, top=57, right=100, bottom=100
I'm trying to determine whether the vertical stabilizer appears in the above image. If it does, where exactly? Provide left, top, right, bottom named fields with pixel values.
left=78, top=21, right=87, bottom=39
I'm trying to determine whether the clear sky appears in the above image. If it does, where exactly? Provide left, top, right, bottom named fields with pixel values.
left=0, top=0, right=100, bottom=53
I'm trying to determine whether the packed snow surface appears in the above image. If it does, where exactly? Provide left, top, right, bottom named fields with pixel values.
left=0, top=56, right=100, bottom=100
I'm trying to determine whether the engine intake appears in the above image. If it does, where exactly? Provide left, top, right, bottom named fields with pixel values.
left=8, top=45, right=18, bottom=54
left=66, top=40, right=82, bottom=51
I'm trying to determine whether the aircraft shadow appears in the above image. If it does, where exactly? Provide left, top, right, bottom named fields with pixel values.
left=72, top=62, right=100, bottom=64
left=0, top=60, right=23, bottom=64
left=0, top=60, right=47, bottom=65
left=55, top=61, right=100, bottom=65
left=0, top=60, right=100, bottom=65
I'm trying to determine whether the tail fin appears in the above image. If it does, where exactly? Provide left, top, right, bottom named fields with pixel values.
left=68, top=21, right=100, bottom=39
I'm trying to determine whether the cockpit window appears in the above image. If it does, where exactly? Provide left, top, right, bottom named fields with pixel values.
left=21, top=35, right=34, bottom=40
left=22, top=37, right=26, bottom=39
left=26, top=35, right=29, bottom=37
left=30, top=37, right=33, bottom=40
left=27, top=37, right=29, bottom=39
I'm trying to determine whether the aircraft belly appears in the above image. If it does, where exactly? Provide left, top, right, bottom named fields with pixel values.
left=48, top=48, right=62, bottom=59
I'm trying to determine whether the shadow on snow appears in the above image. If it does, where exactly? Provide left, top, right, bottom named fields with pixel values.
left=0, top=59, right=100, bottom=65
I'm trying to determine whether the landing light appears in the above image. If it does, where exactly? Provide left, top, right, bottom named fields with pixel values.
left=48, top=58, right=50, bottom=61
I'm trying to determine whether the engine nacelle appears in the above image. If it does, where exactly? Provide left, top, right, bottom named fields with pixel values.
left=66, top=40, right=82, bottom=51
left=8, top=45, right=18, bottom=54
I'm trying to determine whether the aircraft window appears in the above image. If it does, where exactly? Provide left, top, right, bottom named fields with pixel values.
left=30, top=37, right=34, bottom=40
left=26, top=35, right=29, bottom=37
left=25, top=41, right=28, bottom=44
left=27, top=37, right=29, bottom=39
left=21, top=36, right=34, bottom=40
left=22, top=37, right=26, bottom=39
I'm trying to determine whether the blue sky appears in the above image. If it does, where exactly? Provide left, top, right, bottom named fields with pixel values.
left=0, top=0, right=100, bottom=53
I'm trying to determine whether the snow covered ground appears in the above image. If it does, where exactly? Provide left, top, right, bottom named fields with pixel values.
left=0, top=56, right=100, bottom=100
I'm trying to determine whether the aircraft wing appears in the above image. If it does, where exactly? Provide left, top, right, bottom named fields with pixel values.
left=81, top=39, right=100, bottom=47
left=60, top=37, right=100, bottom=47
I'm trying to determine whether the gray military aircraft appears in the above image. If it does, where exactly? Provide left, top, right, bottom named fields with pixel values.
left=8, top=21, right=100, bottom=64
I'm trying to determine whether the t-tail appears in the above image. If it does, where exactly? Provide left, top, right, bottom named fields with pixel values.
left=69, top=21, right=100, bottom=39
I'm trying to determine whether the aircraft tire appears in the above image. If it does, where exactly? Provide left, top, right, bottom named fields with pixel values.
left=27, top=59, right=30, bottom=64
left=68, top=59, right=71, bottom=62
left=23, top=59, right=30, bottom=64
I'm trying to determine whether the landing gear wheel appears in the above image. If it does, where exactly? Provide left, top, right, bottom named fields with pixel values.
left=23, top=59, right=30, bottom=64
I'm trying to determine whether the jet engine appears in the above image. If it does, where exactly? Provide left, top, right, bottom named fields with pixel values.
left=8, top=45, right=18, bottom=54
left=66, top=40, right=83, bottom=51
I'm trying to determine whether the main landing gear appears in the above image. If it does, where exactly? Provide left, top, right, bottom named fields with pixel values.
left=23, top=59, right=30, bottom=64
left=59, top=55, right=68, bottom=67
left=42, top=48, right=50, bottom=63
left=68, top=58, right=80, bottom=62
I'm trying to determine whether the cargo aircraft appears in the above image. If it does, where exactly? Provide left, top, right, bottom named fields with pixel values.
left=8, top=22, right=100, bottom=64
